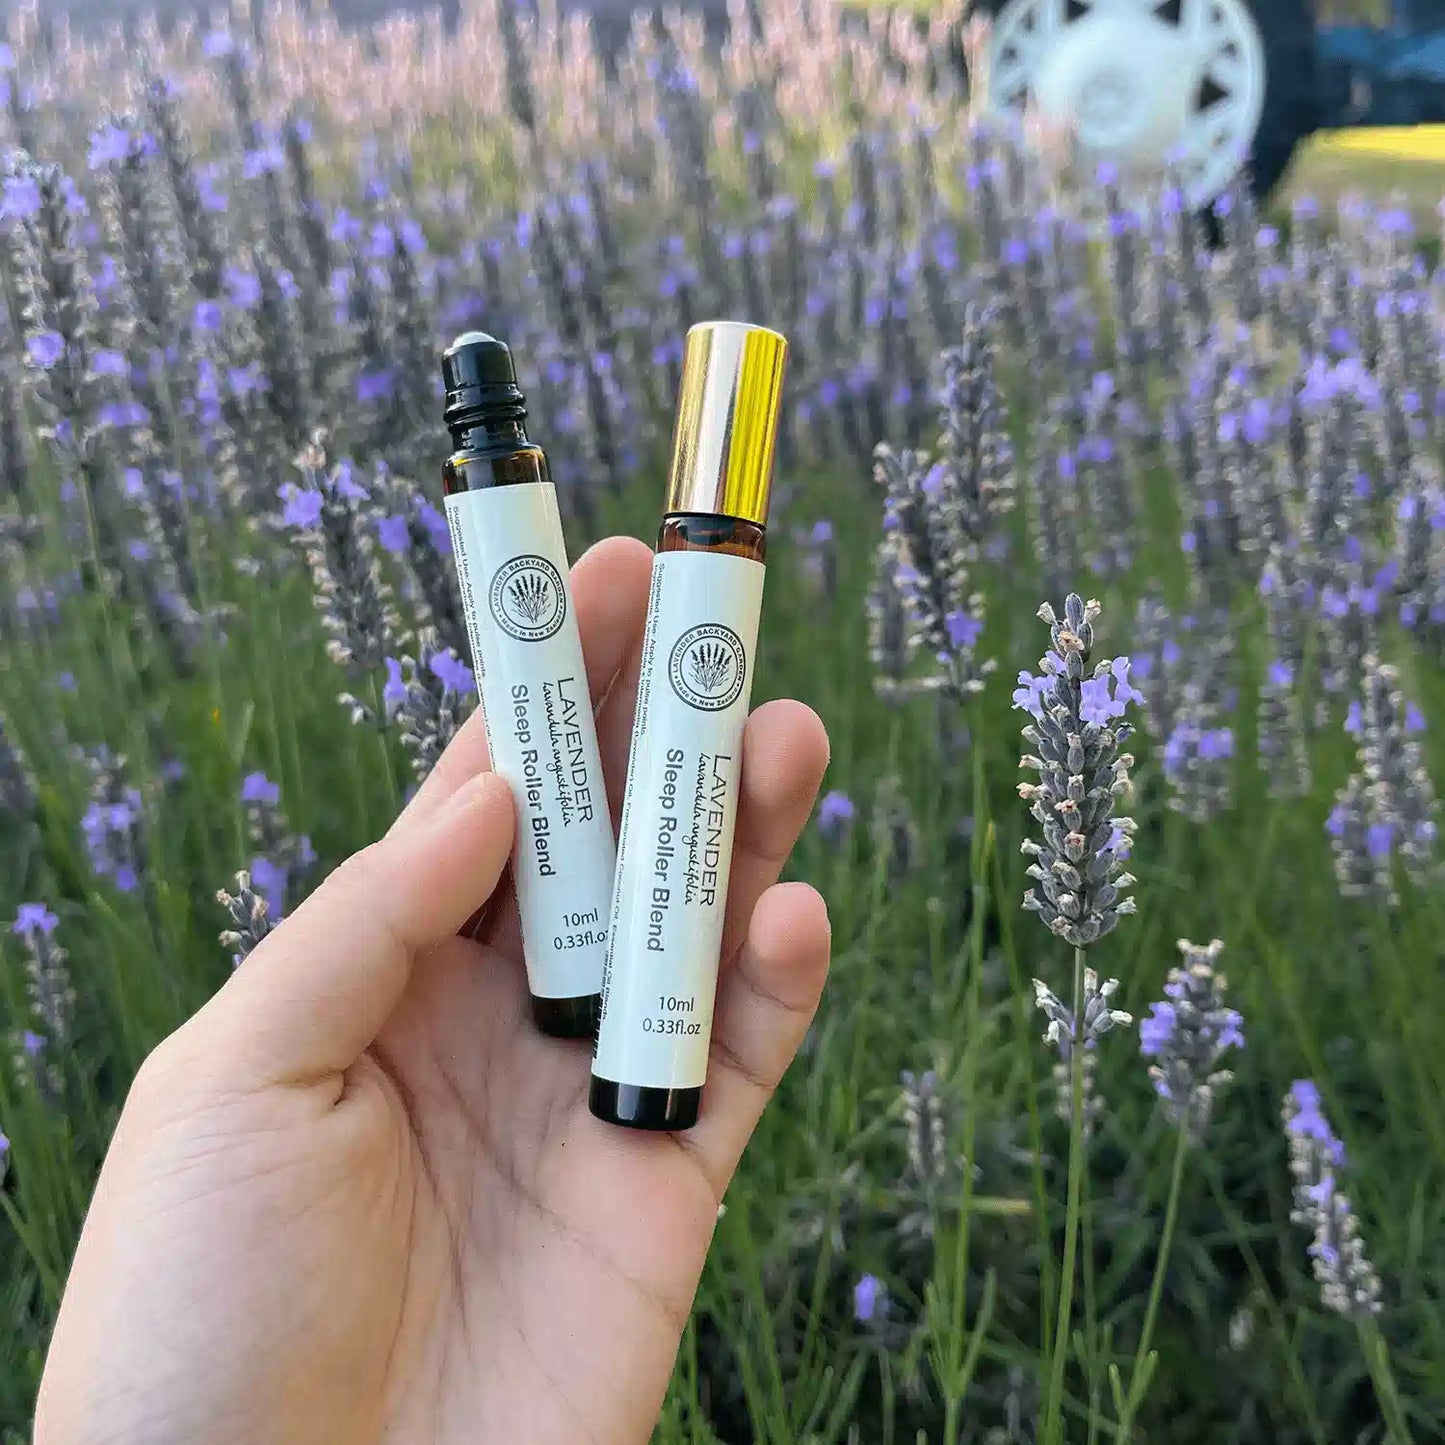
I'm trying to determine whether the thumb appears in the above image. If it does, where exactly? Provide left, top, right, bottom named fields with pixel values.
left=197, top=771, right=515, bottom=1087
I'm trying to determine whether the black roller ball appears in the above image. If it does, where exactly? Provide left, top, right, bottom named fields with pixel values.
left=441, top=331, right=527, bottom=433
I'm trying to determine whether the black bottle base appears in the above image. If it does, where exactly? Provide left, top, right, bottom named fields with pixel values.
left=531, top=993, right=599, bottom=1041
left=589, top=1076, right=701, bottom=1131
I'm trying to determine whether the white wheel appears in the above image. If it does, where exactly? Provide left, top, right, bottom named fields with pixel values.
left=985, top=0, right=1268, bottom=207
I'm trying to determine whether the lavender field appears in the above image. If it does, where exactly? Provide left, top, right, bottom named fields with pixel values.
left=2, top=1, right=1444, bottom=1440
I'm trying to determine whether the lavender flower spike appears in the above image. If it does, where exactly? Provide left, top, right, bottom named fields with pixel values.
left=1033, top=970, right=1133, bottom=1058
left=1139, top=938, right=1243, bottom=1141
left=384, top=630, right=478, bottom=784
left=217, top=872, right=276, bottom=969
left=1283, top=1082, right=1382, bottom=1319
left=1018, top=595, right=1140, bottom=947
left=1033, top=969, right=1131, bottom=1138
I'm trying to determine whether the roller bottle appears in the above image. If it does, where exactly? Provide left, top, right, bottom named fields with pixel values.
left=591, top=321, right=788, bottom=1130
left=440, top=332, right=615, bottom=1039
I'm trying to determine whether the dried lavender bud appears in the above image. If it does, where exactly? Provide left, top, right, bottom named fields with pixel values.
left=1283, top=1081, right=1382, bottom=1319
left=874, top=443, right=994, bottom=701
left=384, top=632, right=477, bottom=784
left=1139, top=939, right=1244, bottom=1141
left=1016, top=595, right=1142, bottom=947
left=283, top=440, right=399, bottom=682
left=217, top=871, right=275, bottom=969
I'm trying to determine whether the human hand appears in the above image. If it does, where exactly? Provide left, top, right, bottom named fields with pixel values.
left=34, top=536, right=831, bottom=1445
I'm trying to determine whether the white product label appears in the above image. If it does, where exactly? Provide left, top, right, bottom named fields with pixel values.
left=445, top=482, right=616, bottom=999
left=593, top=549, right=765, bottom=1090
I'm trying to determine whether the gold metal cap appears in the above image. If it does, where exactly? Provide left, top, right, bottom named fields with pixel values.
left=664, top=321, right=788, bottom=526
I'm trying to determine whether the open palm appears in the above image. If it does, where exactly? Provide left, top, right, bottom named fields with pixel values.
left=35, top=537, right=831, bottom=1445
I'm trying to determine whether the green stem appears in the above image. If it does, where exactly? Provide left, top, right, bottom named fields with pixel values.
left=1358, top=1317, right=1414, bottom=1445
left=1044, top=945, right=1088, bottom=1443
left=1117, top=1124, right=1190, bottom=1438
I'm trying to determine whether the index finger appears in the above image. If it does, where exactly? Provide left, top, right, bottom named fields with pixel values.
left=388, top=534, right=653, bottom=838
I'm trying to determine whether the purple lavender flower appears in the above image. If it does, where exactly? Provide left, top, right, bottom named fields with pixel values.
left=429, top=649, right=475, bottom=697
left=25, top=331, right=65, bottom=371
left=241, top=771, right=281, bottom=806
left=280, top=485, right=324, bottom=530
left=376, top=514, right=411, bottom=555
left=11, top=903, right=58, bottom=937
left=816, top=789, right=855, bottom=843
left=854, top=1274, right=886, bottom=1323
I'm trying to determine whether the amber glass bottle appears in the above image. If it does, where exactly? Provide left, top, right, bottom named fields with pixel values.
left=591, top=322, right=788, bottom=1130
left=440, top=332, right=616, bottom=1040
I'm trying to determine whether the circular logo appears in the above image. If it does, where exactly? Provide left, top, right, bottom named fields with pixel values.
left=489, top=555, right=567, bottom=642
left=668, top=623, right=747, bottom=712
